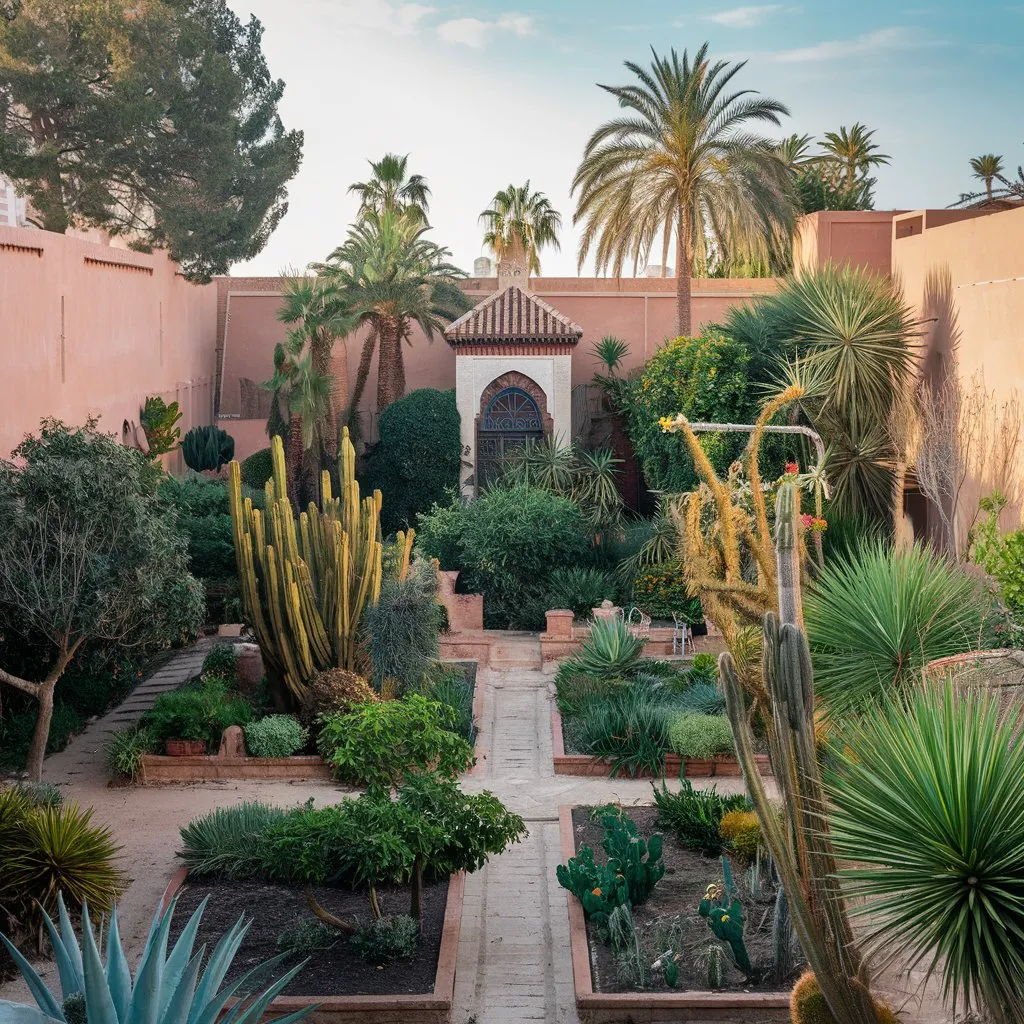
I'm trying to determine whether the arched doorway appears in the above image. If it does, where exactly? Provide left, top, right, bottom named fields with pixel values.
left=475, top=374, right=550, bottom=490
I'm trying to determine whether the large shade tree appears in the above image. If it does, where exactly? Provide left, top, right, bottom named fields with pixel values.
left=315, top=211, right=469, bottom=413
left=0, top=0, right=303, bottom=281
left=0, top=421, right=204, bottom=780
left=479, top=182, right=561, bottom=275
left=572, top=43, right=796, bottom=336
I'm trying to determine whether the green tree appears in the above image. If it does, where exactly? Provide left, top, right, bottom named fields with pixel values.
left=819, top=123, right=890, bottom=189
left=970, top=153, right=1004, bottom=200
left=0, top=1, right=302, bottom=281
left=572, top=44, right=795, bottom=337
left=349, top=152, right=431, bottom=223
left=0, top=420, right=204, bottom=780
left=479, top=181, right=562, bottom=275
left=795, top=164, right=875, bottom=213
left=315, top=211, right=469, bottom=413
left=774, top=133, right=816, bottom=173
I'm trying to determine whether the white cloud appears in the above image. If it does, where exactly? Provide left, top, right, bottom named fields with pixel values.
left=771, top=26, right=924, bottom=62
left=320, top=1, right=436, bottom=36
left=436, top=10, right=535, bottom=47
left=706, top=5, right=782, bottom=28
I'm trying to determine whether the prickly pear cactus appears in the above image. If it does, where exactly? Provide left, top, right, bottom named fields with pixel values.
left=698, top=866, right=753, bottom=977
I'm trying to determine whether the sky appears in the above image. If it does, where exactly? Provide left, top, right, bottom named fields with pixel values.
left=229, top=0, right=1024, bottom=278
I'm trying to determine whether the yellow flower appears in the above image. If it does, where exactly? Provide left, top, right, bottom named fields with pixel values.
left=721, top=914, right=730, bottom=923
left=592, top=887, right=602, bottom=897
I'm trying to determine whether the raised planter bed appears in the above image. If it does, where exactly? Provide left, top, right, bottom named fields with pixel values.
left=164, top=867, right=465, bottom=1024
left=550, top=706, right=771, bottom=780
left=558, top=806, right=791, bottom=1023
left=140, top=661, right=483, bottom=785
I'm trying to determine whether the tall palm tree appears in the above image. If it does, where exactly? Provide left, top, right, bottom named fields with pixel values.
left=970, top=153, right=1004, bottom=200
left=316, top=210, right=469, bottom=413
left=572, top=44, right=796, bottom=337
left=349, top=153, right=431, bottom=223
left=479, top=182, right=562, bottom=275
left=775, top=133, right=817, bottom=173
left=276, top=273, right=351, bottom=454
left=820, top=123, right=890, bottom=188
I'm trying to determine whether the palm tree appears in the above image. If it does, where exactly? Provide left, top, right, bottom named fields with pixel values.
left=479, top=182, right=562, bottom=275
left=349, top=153, right=431, bottom=223
left=316, top=210, right=469, bottom=413
left=572, top=44, right=796, bottom=337
left=820, top=123, right=890, bottom=188
left=276, top=273, right=351, bottom=454
left=775, top=133, right=817, bottom=173
left=970, top=153, right=1004, bottom=200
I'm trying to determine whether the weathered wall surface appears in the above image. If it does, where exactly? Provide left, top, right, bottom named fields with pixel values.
left=0, top=227, right=216, bottom=465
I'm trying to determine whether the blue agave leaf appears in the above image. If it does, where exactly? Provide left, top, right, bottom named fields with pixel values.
left=222, top=959, right=309, bottom=1024
left=105, top=904, right=133, bottom=1024
left=57, top=895, right=84, bottom=989
left=37, top=903, right=82, bottom=999
left=193, top=950, right=292, bottom=1024
left=159, top=896, right=209, bottom=1020
left=80, top=904, right=119, bottom=1024
left=126, top=898, right=176, bottom=1024
left=0, top=934, right=65, bottom=1020
left=158, top=949, right=204, bottom=1024
left=187, top=918, right=251, bottom=1024
left=0, top=1000, right=65, bottom=1024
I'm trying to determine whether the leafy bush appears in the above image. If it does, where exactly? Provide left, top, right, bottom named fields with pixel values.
left=569, top=686, right=674, bottom=777
left=105, top=725, right=156, bottom=782
left=719, top=810, right=762, bottom=863
left=417, top=486, right=590, bottom=629
left=828, top=682, right=1024, bottom=1020
left=178, top=801, right=288, bottom=879
left=362, top=389, right=461, bottom=536
left=806, top=541, right=996, bottom=716
left=667, top=713, right=734, bottom=758
left=202, top=644, right=239, bottom=681
left=317, top=694, right=475, bottom=792
left=561, top=616, right=645, bottom=681
left=300, top=668, right=378, bottom=727
left=277, top=918, right=336, bottom=958
left=632, top=563, right=702, bottom=622
left=652, top=779, right=751, bottom=856
left=547, top=567, right=616, bottom=619
left=971, top=491, right=1024, bottom=636
left=555, top=671, right=624, bottom=718
left=349, top=915, right=420, bottom=964
left=241, top=447, right=274, bottom=489
left=414, top=663, right=475, bottom=743
left=143, top=677, right=253, bottom=750
left=688, top=653, right=718, bottom=685
left=181, top=424, right=235, bottom=472
left=244, top=715, right=308, bottom=757
left=139, top=395, right=182, bottom=457
left=364, top=559, right=442, bottom=694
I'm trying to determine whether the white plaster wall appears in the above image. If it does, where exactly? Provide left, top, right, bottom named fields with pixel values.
left=456, top=353, right=573, bottom=497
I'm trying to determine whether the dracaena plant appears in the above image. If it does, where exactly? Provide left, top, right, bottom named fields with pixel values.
left=0, top=892, right=314, bottom=1024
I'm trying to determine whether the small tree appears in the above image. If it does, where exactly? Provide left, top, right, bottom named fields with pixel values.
left=0, top=420, right=204, bottom=779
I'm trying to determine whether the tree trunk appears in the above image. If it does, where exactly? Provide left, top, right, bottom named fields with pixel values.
left=674, top=207, right=692, bottom=338
left=312, top=336, right=339, bottom=458
left=286, top=415, right=303, bottom=507
left=25, top=681, right=56, bottom=782
left=409, top=857, right=425, bottom=921
left=376, top=316, right=404, bottom=413
left=346, top=328, right=377, bottom=435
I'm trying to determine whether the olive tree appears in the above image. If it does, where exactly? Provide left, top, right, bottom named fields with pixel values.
left=0, top=420, right=204, bottom=779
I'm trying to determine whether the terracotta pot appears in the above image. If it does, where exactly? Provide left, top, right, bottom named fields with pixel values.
left=166, top=739, right=206, bottom=756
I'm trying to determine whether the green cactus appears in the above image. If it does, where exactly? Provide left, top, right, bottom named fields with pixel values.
left=556, top=844, right=629, bottom=931
left=663, top=958, right=680, bottom=989
left=695, top=942, right=727, bottom=990
left=719, top=481, right=879, bottom=1022
left=228, top=429, right=412, bottom=704
left=698, top=858, right=752, bottom=977
left=182, top=424, right=235, bottom=472
left=598, top=806, right=665, bottom=905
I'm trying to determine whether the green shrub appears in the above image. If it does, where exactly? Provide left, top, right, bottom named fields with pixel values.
left=12, top=781, right=62, bottom=808
left=414, top=663, right=475, bottom=743
left=652, top=779, right=751, bottom=856
left=667, top=713, right=733, bottom=758
left=241, top=447, right=274, bottom=489
left=364, top=559, right=442, bottom=694
left=202, top=644, right=239, bottom=681
left=547, top=567, right=617, bottom=619
left=632, top=563, right=702, bottom=621
left=719, top=810, right=762, bottom=863
left=181, top=424, right=235, bottom=472
left=561, top=616, right=645, bottom=681
left=300, top=669, right=378, bottom=727
left=418, top=486, right=590, bottom=629
left=688, top=652, right=718, bottom=684
left=105, top=725, right=156, bottom=782
left=317, top=694, right=475, bottom=792
left=569, top=687, right=674, bottom=777
left=143, top=678, right=252, bottom=751
left=971, top=491, right=1024, bottom=638
left=178, top=801, right=288, bottom=879
left=349, top=915, right=420, bottom=964
left=555, top=671, right=624, bottom=718
left=677, top=681, right=726, bottom=716
left=244, top=715, right=308, bottom=757
left=362, top=389, right=461, bottom=536
left=806, top=541, right=997, bottom=716
left=276, top=918, right=336, bottom=958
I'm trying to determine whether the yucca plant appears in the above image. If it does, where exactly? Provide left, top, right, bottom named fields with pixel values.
left=805, top=540, right=995, bottom=717
left=565, top=615, right=645, bottom=680
left=0, top=893, right=314, bottom=1024
left=592, top=335, right=629, bottom=374
left=178, top=801, right=288, bottom=880
left=828, top=681, right=1024, bottom=1023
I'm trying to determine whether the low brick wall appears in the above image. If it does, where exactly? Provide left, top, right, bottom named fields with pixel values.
left=558, top=807, right=789, bottom=1022
left=550, top=706, right=771, bottom=780
left=162, top=869, right=465, bottom=1024
left=140, top=753, right=333, bottom=784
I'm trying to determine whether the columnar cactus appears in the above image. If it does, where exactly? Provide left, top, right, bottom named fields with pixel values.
left=228, top=428, right=411, bottom=703
left=719, top=483, right=880, bottom=1023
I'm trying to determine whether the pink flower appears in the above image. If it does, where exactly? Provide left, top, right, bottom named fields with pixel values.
left=785, top=461, right=799, bottom=475
left=801, top=513, right=814, bottom=528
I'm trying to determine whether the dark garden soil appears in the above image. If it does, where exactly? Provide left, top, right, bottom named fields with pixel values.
left=570, top=806, right=800, bottom=995
left=170, top=877, right=450, bottom=997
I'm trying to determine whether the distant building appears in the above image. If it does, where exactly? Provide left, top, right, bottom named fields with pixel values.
left=0, top=174, right=28, bottom=227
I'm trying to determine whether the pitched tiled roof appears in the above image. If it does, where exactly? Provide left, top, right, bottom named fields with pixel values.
left=444, top=285, right=583, bottom=346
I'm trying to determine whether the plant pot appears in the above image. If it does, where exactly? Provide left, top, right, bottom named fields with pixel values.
left=165, top=739, right=206, bottom=756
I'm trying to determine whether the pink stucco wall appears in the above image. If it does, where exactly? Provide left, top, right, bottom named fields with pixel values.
left=792, top=210, right=907, bottom=278
left=0, top=227, right=216, bottom=463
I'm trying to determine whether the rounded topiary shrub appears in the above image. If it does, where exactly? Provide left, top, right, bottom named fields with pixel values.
left=361, top=389, right=461, bottom=536
left=243, top=715, right=308, bottom=758
left=666, top=713, right=733, bottom=759
left=789, top=972, right=898, bottom=1024
left=718, top=809, right=761, bottom=863
left=240, top=447, right=274, bottom=489
left=301, top=669, right=378, bottom=727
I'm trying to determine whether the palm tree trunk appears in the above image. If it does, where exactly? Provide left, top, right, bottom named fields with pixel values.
left=286, top=415, right=303, bottom=507
left=674, top=206, right=693, bottom=338
left=312, top=335, right=338, bottom=457
left=986, top=177, right=994, bottom=200
left=376, top=316, right=403, bottom=413
left=346, top=328, right=377, bottom=433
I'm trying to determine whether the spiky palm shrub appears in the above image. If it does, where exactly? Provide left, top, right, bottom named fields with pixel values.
left=828, top=682, right=1024, bottom=1024
left=805, top=541, right=995, bottom=717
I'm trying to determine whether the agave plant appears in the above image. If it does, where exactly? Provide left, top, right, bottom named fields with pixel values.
left=0, top=893, right=313, bottom=1024
left=828, top=681, right=1024, bottom=1023
left=565, top=615, right=645, bottom=680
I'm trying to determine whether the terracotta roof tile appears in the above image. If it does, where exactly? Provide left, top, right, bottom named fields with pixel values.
left=444, top=285, right=582, bottom=346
